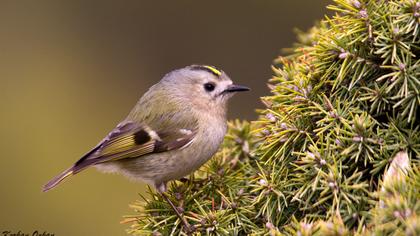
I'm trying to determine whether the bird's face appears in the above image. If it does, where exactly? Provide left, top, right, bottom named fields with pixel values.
left=166, top=65, right=250, bottom=111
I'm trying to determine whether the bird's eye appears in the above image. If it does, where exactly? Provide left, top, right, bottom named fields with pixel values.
left=204, top=83, right=215, bottom=92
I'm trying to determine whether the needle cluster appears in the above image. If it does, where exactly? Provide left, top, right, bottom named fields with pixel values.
left=126, top=0, right=420, bottom=235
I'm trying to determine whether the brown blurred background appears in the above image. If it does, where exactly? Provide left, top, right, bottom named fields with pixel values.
left=0, top=0, right=328, bottom=235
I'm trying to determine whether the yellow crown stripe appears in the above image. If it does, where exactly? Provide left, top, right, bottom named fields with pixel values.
left=203, top=65, right=222, bottom=76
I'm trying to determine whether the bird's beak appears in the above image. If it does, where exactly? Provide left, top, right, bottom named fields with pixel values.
left=224, top=84, right=251, bottom=93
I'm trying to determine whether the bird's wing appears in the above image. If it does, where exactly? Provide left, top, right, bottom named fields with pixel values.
left=72, top=120, right=197, bottom=173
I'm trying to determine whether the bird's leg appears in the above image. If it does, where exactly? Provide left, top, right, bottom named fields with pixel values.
left=156, top=182, right=192, bottom=234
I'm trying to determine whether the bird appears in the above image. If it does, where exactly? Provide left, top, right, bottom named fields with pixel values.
left=43, top=65, right=249, bottom=231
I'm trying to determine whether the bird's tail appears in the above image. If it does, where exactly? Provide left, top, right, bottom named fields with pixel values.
left=42, top=167, right=74, bottom=192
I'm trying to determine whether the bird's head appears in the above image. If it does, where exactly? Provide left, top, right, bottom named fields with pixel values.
left=160, top=65, right=250, bottom=112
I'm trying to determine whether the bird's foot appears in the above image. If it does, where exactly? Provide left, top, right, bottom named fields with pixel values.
left=178, top=177, right=189, bottom=183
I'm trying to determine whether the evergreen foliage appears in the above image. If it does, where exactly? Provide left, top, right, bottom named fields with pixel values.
left=125, top=0, right=420, bottom=235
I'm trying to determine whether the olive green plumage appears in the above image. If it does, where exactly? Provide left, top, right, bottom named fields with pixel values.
left=43, top=65, right=250, bottom=195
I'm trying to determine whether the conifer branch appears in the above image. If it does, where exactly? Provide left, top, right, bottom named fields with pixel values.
left=125, top=1, right=420, bottom=235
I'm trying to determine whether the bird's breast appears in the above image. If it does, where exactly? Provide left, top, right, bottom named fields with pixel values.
left=161, top=116, right=227, bottom=181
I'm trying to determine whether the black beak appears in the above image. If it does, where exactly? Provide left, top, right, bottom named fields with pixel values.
left=224, top=84, right=251, bottom=93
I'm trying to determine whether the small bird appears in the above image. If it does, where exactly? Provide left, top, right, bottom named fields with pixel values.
left=43, top=65, right=249, bottom=231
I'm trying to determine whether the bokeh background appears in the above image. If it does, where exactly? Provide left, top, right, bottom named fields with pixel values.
left=0, top=1, right=329, bottom=235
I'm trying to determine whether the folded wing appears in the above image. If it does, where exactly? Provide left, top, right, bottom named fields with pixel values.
left=43, top=120, right=196, bottom=192
left=74, top=121, right=196, bottom=172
